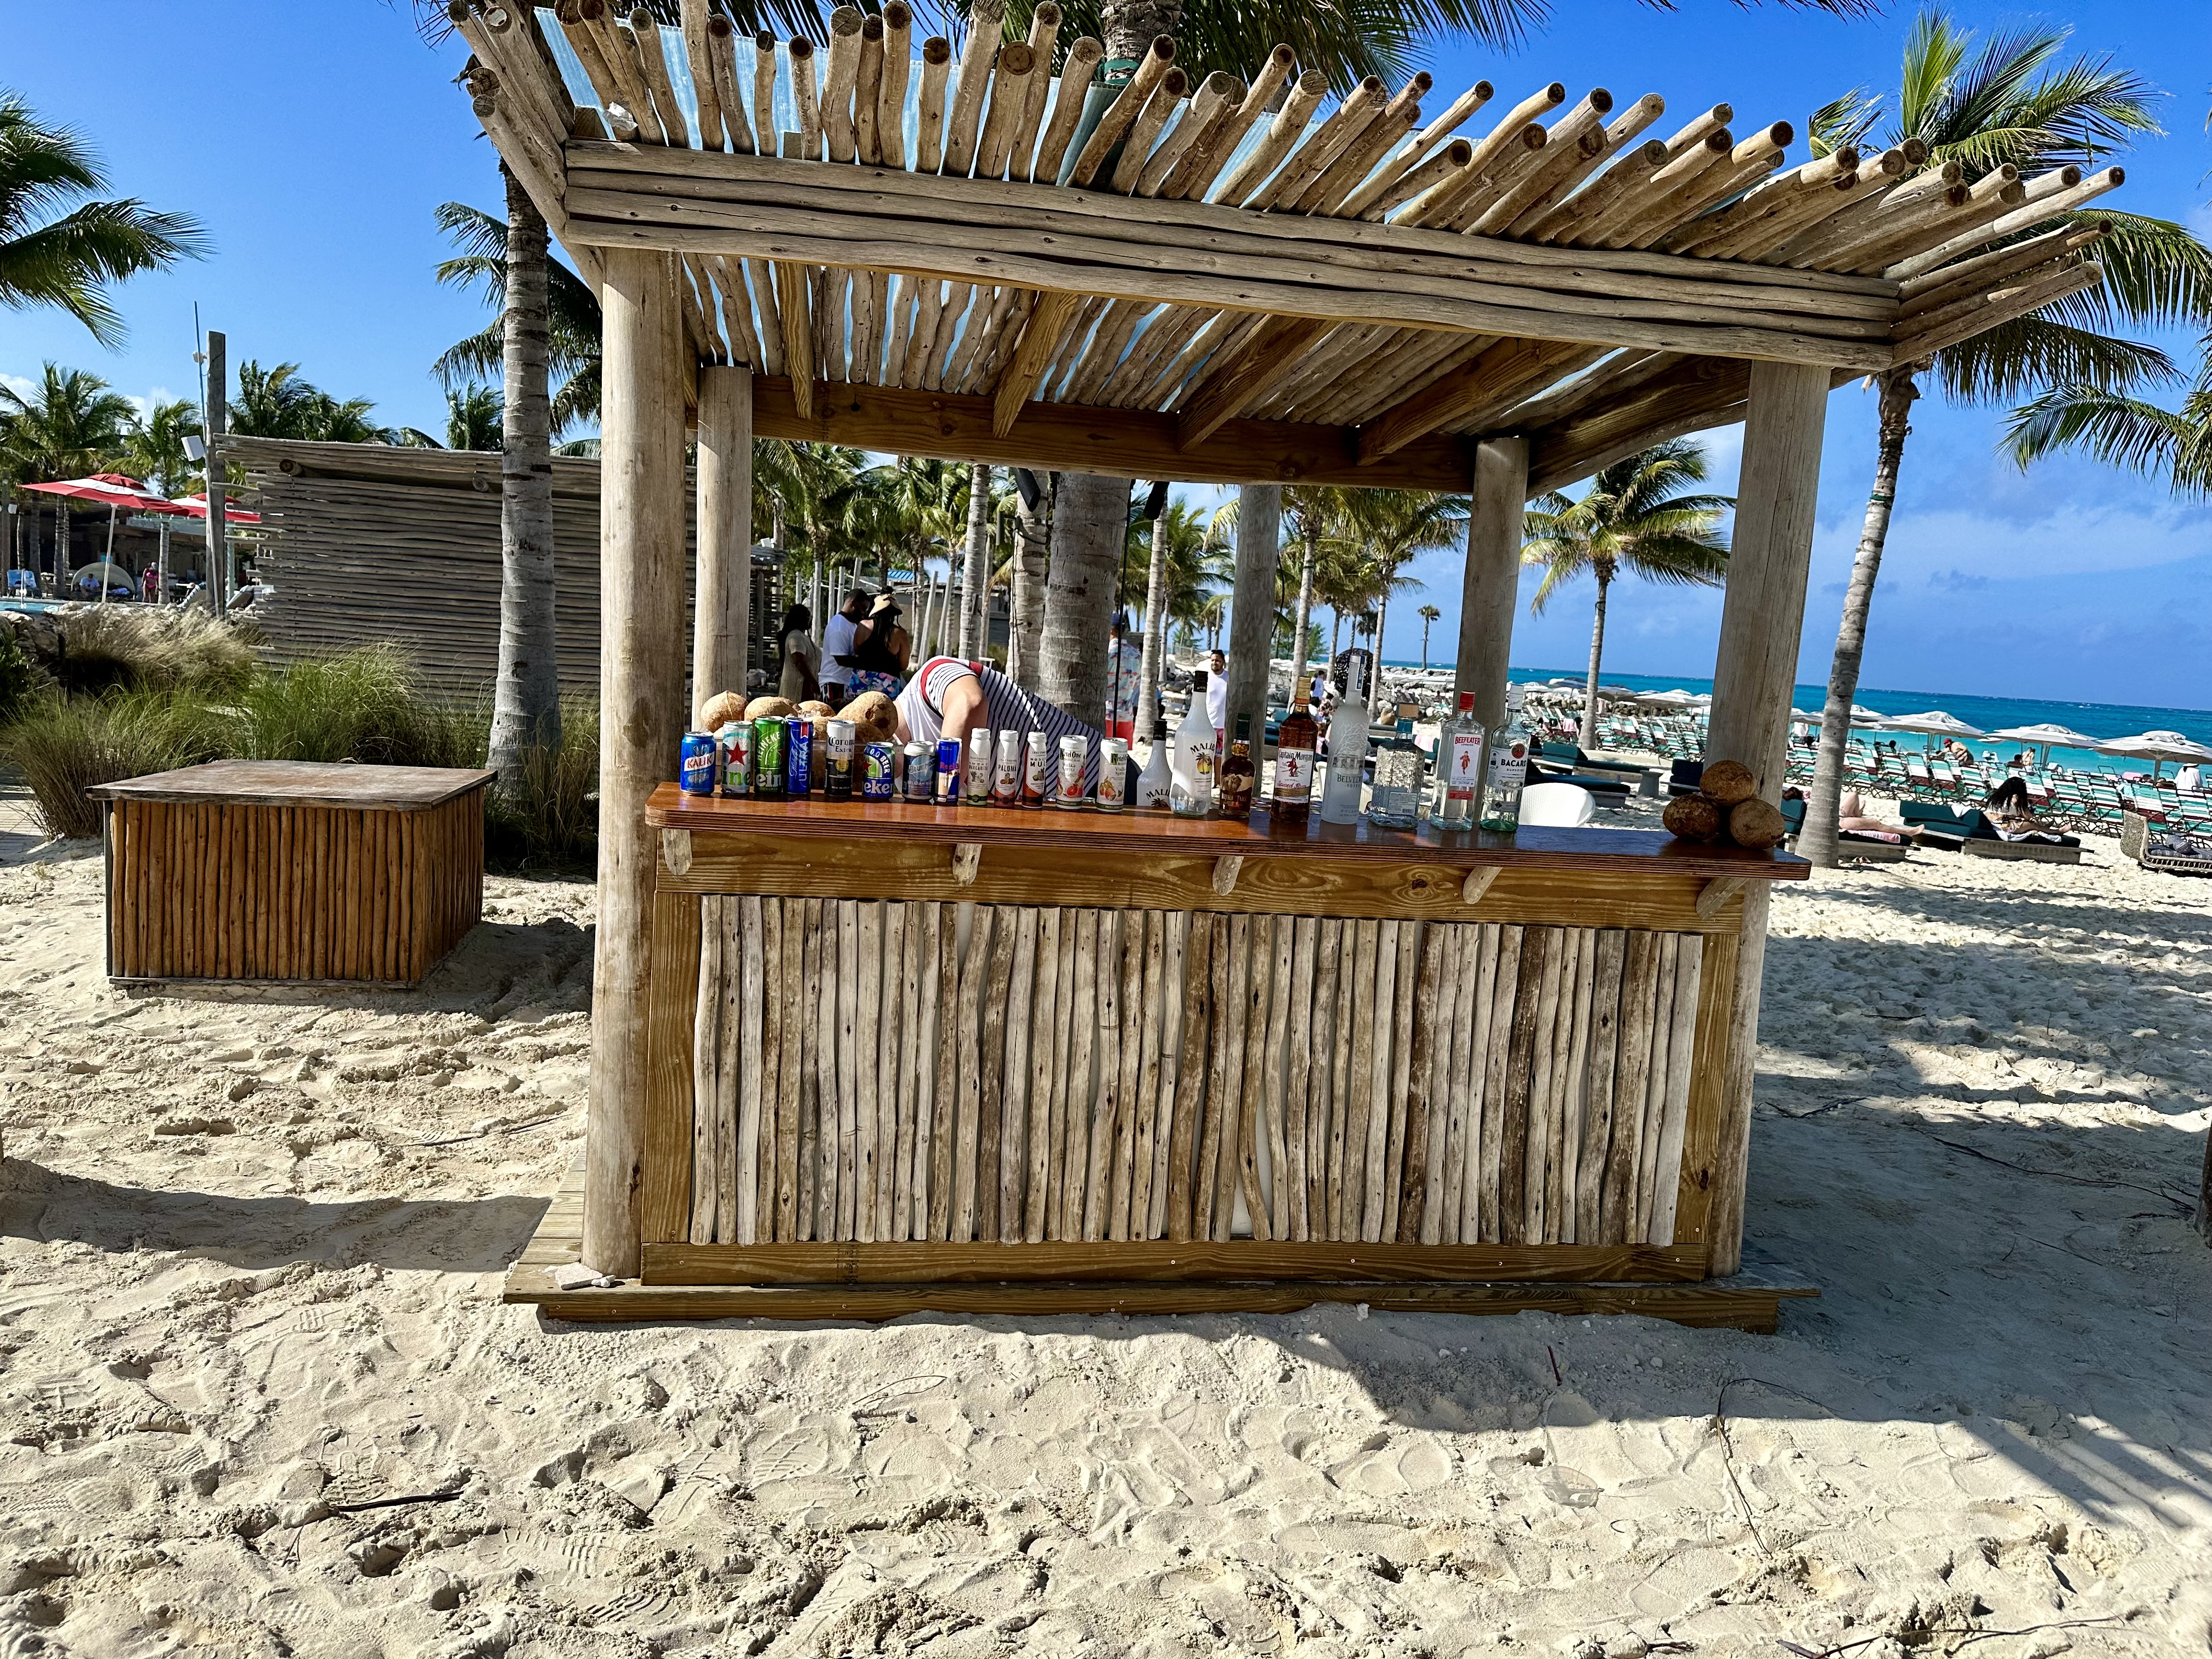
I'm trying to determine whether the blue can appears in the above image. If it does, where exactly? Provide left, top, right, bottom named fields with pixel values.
left=934, top=738, right=962, bottom=804
left=679, top=730, right=717, bottom=795
left=786, top=716, right=812, bottom=797
left=861, top=741, right=896, bottom=800
left=902, top=741, right=935, bottom=802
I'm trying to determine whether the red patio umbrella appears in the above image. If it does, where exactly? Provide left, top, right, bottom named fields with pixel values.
left=15, top=474, right=192, bottom=602
left=167, top=490, right=262, bottom=526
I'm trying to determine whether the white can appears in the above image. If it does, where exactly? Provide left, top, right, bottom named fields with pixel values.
left=1097, top=737, right=1128, bottom=811
left=1054, top=734, right=1088, bottom=808
left=964, top=726, right=994, bottom=804
left=1022, top=730, right=1052, bottom=807
left=990, top=728, right=1023, bottom=806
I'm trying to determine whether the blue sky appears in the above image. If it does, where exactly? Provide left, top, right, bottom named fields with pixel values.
left=7, top=1, right=2209, bottom=709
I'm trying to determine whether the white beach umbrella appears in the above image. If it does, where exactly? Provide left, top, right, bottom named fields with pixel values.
left=2100, top=730, right=2212, bottom=776
left=1987, top=721, right=2098, bottom=771
left=1883, top=709, right=1985, bottom=737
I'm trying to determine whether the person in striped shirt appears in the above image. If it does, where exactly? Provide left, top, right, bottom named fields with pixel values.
left=893, top=657, right=1103, bottom=795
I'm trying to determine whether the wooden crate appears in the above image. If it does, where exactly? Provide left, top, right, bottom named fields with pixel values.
left=91, top=761, right=494, bottom=985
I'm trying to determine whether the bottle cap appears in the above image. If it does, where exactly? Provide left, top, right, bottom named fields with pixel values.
left=1192, top=670, right=1207, bottom=689
left=1396, top=718, right=1413, bottom=737
left=1234, top=714, right=1250, bottom=739
left=1457, top=691, right=1475, bottom=713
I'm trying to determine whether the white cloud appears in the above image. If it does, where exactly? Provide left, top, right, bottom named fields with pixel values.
left=1, top=372, right=33, bottom=403
left=1812, top=499, right=2212, bottom=585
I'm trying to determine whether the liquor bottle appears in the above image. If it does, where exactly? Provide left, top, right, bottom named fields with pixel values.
left=1171, top=672, right=1215, bottom=817
left=1135, top=719, right=1172, bottom=810
left=1218, top=714, right=1254, bottom=820
left=1479, top=685, right=1532, bottom=833
left=1318, top=659, right=1368, bottom=825
left=1432, top=692, right=1484, bottom=827
left=1367, top=716, right=1424, bottom=830
left=1271, top=680, right=1317, bottom=826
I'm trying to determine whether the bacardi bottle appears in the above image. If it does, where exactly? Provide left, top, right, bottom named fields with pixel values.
left=1479, top=686, right=1532, bottom=833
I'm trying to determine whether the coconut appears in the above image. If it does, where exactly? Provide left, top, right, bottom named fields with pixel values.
left=1663, top=792, right=1724, bottom=842
left=841, top=690, right=899, bottom=747
left=697, top=690, right=748, bottom=731
left=1699, top=758, right=1757, bottom=805
left=1727, top=796, right=1787, bottom=851
left=743, top=695, right=795, bottom=721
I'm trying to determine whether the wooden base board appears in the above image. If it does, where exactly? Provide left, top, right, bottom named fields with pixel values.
left=505, top=1163, right=1816, bottom=1333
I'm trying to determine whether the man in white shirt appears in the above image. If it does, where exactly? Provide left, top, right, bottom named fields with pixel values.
left=818, top=584, right=871, bottom=707
left=1205, top=649, right=1228, bottom=731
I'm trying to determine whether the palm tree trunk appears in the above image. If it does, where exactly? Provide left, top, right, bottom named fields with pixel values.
left=1803, top=368, right=1919, bottom=868
left=1580, top=565, right=1610, bottom=750
left=1372, top=595, right=1390, bottom=716
left=1289, top=530, right=1316, bottom=694
left=1135, top=506, right=1170, bottom=732
left=1039, top=471, right=1125, bottom=721
left=1420, top=617, right=1430, bottom=671
left=486, top=166, right=561, bottom=787
left=1008, top=477, right=1050, bottom=684
left=959, top=462, right=991, bottom=658
left=1328, top=607, right=1341, bottom=668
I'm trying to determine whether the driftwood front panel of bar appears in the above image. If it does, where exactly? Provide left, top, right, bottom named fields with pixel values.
left=633, top=792, right=1804, bottom=1297
left=91, top=761, right=495, bottom=986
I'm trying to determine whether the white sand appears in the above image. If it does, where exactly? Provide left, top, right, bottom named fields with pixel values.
left=3, top=787, right=2208, bottom=1658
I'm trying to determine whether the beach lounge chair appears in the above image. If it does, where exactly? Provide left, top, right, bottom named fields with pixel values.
left=2120, top=810, right=2212, bottom=876
left=1528, top=741, right=1633, bottom=801
left=1780, top=797, right=1910, bottom=860
left=1960, top=811, right=2083, bottom=865
left=1899, top=801, right=1972, bottom=850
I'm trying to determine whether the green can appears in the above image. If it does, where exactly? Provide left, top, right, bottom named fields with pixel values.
left=753, top=715, right=787, bottom=800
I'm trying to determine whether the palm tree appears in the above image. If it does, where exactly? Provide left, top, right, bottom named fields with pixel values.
left=229, top=361, right=397, bottom=444
left=400, top=385, right=506, bottom=452
left=1, top=363, right=137, bottom=590
left=435, top=198, right=604, bottom=441
left=1417, top=604, right=1441, bottom=670
left=1796, top=9, right=2212, bottom=867
left=1336, top=488, right=1459, bottom=709
left=2005, top=343, right=2212, bottom=492
left=121, top=397, right=204, bottom=497
left=1521, top=438, right=1731, bottom=748
left=0, top=92, right=206, bottom=347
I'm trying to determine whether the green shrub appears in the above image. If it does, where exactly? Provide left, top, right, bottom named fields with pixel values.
left=0, top=627, right=40, bottom=727
left=50, top=606, right=257, bottom=697
left=486, top=698, right=599, bottom=870
left=0, top=692, right=219, bottom=839
left=221, top=646, right=488, bottom=768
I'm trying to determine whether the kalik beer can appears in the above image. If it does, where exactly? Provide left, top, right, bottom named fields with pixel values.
left=717, top=721, right=752, bottom=797
left=825, top=719, right=855, bottom=800
left=785, top=716, right=812, bottom=798
left=679, top=730, right=716, bottom=795
left=990, top=727, right=1022, bottom=807
left=753, top=716, right=786, bottom=800
left=862, top=741, right=896, bottom=800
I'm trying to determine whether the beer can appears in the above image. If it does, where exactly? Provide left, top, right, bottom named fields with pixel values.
left=990, top=727, right=1023, bottom=807
left=1022, top=730, right=1051, bottom=808
left=785, top=715, right=812, bottom=798
left=717, top=721, right=752, bottom=797
left=935, top=737, right=962, bottom=804
left=964, top=727, right=994, bottom=804
left=1097, top=737, right=1128, bottom=811
left=1054, top=734, right=1088, bottom=809
left=825, top=719, right=855, bottom=800
left=861, top=741, right=896, bottom=800
left=902, top=740, right=935, bottom=803
left=679, top=730, right=717, bottom=796
left=753, top=716, right=786, bottom=800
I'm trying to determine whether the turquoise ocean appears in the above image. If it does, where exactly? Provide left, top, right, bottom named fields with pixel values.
left=1385, top=663, right=2212, bottom=777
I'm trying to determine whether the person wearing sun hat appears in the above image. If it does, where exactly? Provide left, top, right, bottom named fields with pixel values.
left=846, top=590, right=909, bottom=698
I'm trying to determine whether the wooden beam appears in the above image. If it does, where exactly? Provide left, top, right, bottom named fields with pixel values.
left=1454, top=436, right=1526, bottom=731
left=751, top=377, right=1477, bottom=490
left=990, top=289, right=1079, bottom=437
left=771, top=262, right=814, bottom=420
left=587, top=248, right=690, bottom=1279
left=1358, top=337, right=1601, bottom=462
left=1522, top=354, right=1751, bottom=494
left=1176, top=317, right=1334, bottom=450
left=691, top=363, right=752, bottom=721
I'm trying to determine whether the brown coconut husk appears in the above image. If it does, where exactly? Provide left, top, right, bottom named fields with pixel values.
left=698, top=690, right=749, bottom=731
left=743, top=695, right=795, bottom=721
left=1699, top=758, right=1757, bottom=805
left=841, top=690, right=900, bottom=747
left=1728, top=796, right=1788, bottom=851
left=1663, top=792, right=1724, bottom=842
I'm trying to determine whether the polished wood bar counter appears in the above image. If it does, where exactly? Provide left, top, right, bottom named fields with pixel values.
left=505, top=785, right=1816, bottom=1330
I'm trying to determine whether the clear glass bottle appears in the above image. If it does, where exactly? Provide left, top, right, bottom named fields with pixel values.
left=1479, top=685, right=1532, bottom=833
left=1433, top=691, right=1485, bottom=828
left=1367, top=716, right=1425, bottom=830
left=1219, top=714, right=1254, bottom=820
left=1318, top=659, right=1368, bottom=825
left=1171, top=670, right=1216, bottom=817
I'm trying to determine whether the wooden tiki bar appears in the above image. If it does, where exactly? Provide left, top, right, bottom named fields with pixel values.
left=455, top=1, right=2118, bottom=1328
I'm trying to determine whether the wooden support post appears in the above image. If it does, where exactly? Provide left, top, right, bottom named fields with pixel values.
left=1212, top=855, right=1243, bottom=895
left=661, top=827, right=693, bottom=875
left=1694, top=876, right=1746, bottom=922
left=952, top=842, right=982, bottom=884
left=1227, top=484, right=1280, bottom=748
left=1704, top=359, right=1829, bottom=1278
left=586, top=249, right=689, bottom=1279
left=1454, top=435, right=1527, bottom=731
left=691, top=363, right=754, bottom=720
left=1462, top=866, right=1500, bottom=905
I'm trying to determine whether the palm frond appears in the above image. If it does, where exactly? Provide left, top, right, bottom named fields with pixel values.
left=1932, top=314, right=2175, bottom=403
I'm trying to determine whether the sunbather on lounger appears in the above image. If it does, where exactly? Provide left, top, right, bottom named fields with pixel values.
left=1838, top=788, right=1916, bottom=842
left=1984, top=777, right=2074, bottom=845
